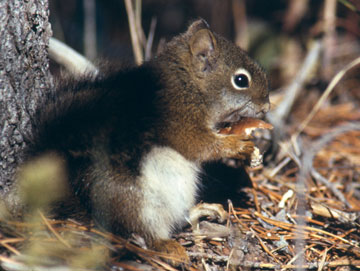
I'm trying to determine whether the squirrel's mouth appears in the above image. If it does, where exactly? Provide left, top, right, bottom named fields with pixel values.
left=214, top=109, right=272, bottom=137
left=214, top=108, right=263, bottom=132
left=216, top=117, right=273, bottom=136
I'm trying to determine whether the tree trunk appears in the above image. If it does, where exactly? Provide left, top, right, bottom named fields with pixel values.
left=0, top=0, right=53, bottom=190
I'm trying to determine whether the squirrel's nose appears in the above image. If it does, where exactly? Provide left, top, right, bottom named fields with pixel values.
left=262, top=102, right=271, bottom=113
left=255, top=102, right=270, bottom=118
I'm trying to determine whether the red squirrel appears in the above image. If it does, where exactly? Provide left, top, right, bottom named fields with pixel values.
left=20, top=19, right=270, bottom=256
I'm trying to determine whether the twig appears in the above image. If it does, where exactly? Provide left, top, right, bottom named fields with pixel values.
left=251, top=228, right=281, bottom=264
left=150, top=257, right=178, bottom=271
left=48, top=37, right=98, bottom=76
left=338, top=0, right=360, bottom=14
left=38, top=211, right=71, bottom=249
left=310, top=169, right=348, bottom=206
left=283, top=0, right=309, bottom=32
left=0, top=241, right=20, bottom=255
left=294, top=191, right=306, bottom=271
left=124, top=0, right=143, bottom=65
left=267, top=40, right=322, bottom=130
left=145, top=17, right=157, bottom=61
left=83, top=0, right=97, bottom=59
left=226, top=248, right=234, bottom=271
left=318, top=247, right=329, bottom=271
left=282, top=251, right=304, bottom=271
left=269, top=157, right=292, bottom=177
left=254, top=211, right=359, bottom=247
left=322, top=0, right=337, bottom=79
left=294, top=56, right=360, bottom=138
left=232, top=0, right=248, bottom=49
left=135, top=0, right=146, bottom=48
left=301, top=122, right=360, bottom=207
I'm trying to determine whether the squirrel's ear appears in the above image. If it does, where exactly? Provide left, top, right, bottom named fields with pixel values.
left=186, top=19, right=210, bottom=35
left=185, top=19, right=216, bottom=58
left=189, top=28, right=217, bottom=72
left=189, top=29, right=216, bottom=56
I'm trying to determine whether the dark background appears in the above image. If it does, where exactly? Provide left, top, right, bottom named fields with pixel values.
left=48, top=0, right=360, bottom=90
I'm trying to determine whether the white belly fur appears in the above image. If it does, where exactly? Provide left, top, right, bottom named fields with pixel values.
left=139, top=146, right=200, bottom=240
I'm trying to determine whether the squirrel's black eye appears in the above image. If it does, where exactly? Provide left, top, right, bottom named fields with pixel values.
left=231, top=68, right=252, bottom=90
left=234, top=74, right=249, bottom=88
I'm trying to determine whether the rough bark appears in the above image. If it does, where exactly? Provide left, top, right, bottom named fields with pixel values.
left=0, top=0, right=53, bottom=190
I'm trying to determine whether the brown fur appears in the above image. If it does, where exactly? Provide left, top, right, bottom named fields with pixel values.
left=24, top=19, right=270, bottom=257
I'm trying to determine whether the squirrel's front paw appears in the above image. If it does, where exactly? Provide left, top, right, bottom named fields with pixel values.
left=217, top=135, right=255, bottom=160
left=152, top=239, right=189, bottom=266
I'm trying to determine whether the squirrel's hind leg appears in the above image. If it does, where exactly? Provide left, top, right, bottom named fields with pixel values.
left=89, top=146, right=200, bottom=260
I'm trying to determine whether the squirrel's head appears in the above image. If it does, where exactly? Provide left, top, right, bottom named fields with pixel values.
left=158, top=19, right=270, bottom=133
